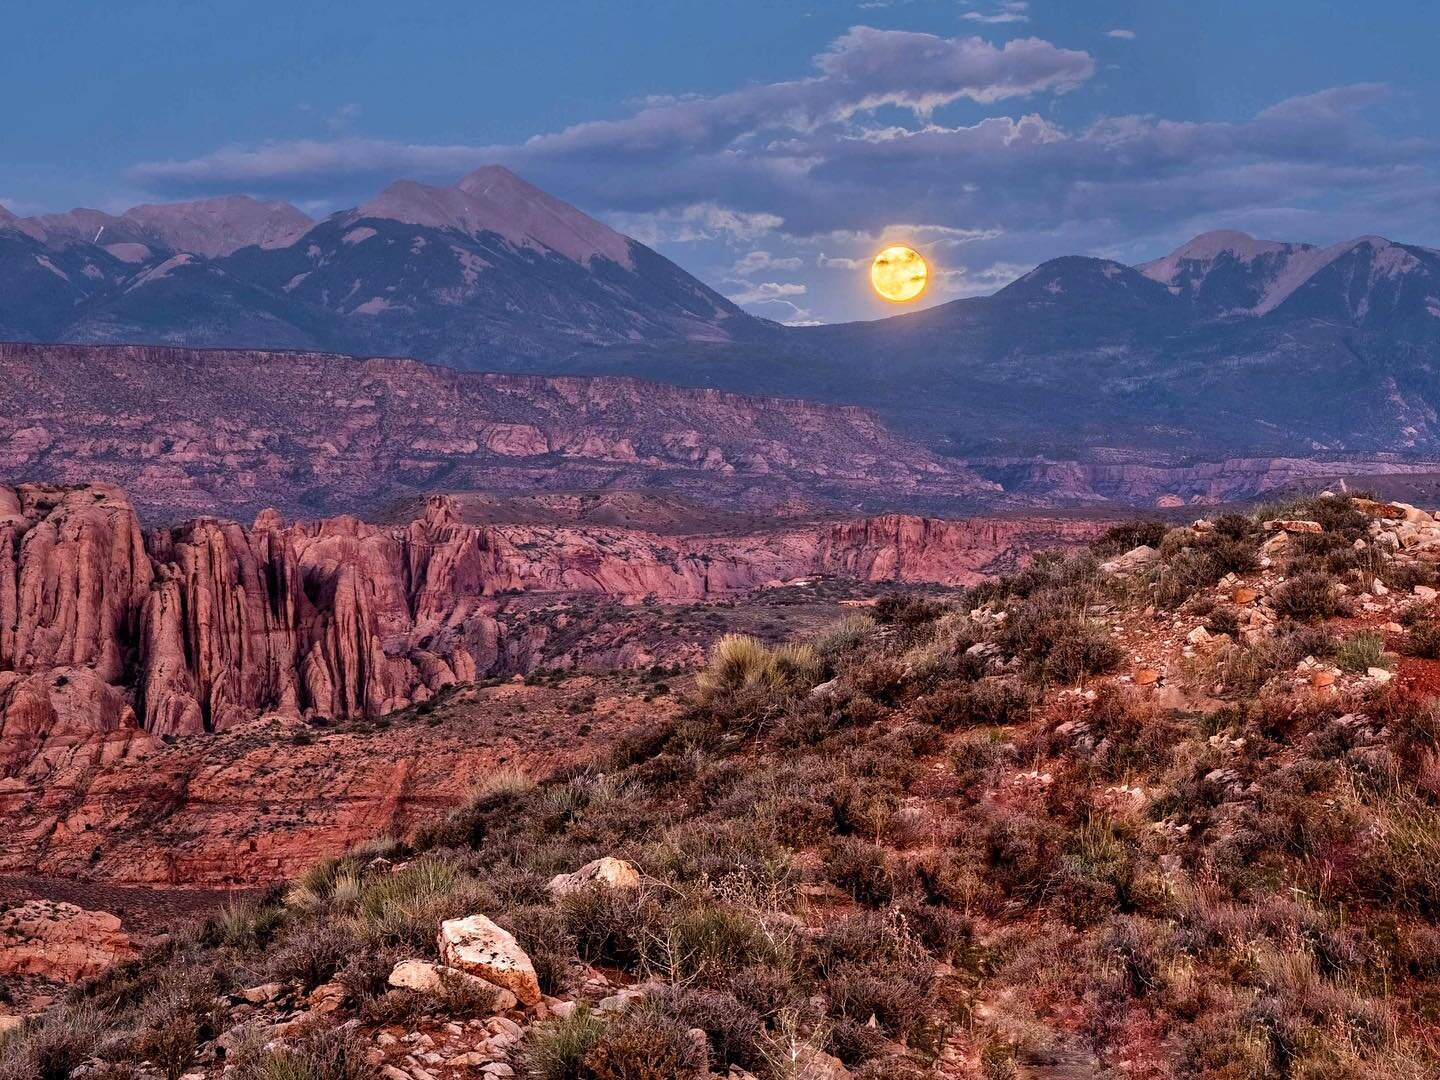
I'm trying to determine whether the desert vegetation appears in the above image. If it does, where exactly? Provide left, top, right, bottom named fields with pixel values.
left=5, top=493, right=1440, bottom=1078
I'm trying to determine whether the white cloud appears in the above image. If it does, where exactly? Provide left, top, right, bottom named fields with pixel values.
left=1105, top=29, right=1137, bottom=40
left=605, top=204, right=786, bottom=246
left=731, top=250, right=804, bottom=276
left=962, top=1, right=1029, bottom=23
left=818, top=253, right=867, bottom=270
left=728, top=281, right=808, bottom=305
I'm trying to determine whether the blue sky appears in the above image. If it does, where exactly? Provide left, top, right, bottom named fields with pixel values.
left=6, top=0, right=1440, bottom=323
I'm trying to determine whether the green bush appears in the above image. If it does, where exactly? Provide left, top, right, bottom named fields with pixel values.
left=1335, top=631, right=1391, bottom=674
left=232, top=1027, right=376, bottom=1080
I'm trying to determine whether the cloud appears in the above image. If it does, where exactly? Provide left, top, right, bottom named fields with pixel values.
left=818, top=253, right=867, bottom=270
left=962, top=1, right=1029, bottom=23
left=728, top=281, right=808, bottom=305
left=731, top=250, right=804, bottom=276
left=1105, top=29, right=1136, bottom=40
left=605, top=203, right=786, bottom=246
left=131, top=26, right=1093, bottom=195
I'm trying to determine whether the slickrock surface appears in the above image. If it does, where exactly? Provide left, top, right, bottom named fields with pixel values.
left=0, top=342, right=997, bottom=521
left=0, top=899, right=135, bottom=982
left=0, top=674, right=675, bottom=885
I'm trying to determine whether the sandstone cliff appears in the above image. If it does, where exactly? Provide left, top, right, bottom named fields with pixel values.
left=0, top=482, right=1099, bottom=787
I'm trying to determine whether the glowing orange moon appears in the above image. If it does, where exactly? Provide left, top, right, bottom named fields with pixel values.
left=870, top=245, right=929, bottom=303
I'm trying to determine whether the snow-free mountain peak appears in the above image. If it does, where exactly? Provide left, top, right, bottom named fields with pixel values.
left=121, top=195, right=314, bottom=257
left=0, top=196, right=313, bottom=258
left=355, top=164, right=635, bottom=268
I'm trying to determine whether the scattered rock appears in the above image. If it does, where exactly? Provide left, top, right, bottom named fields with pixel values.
left=388, top=959, right=520, bottom=1012
left=438, top=915, right=542, bottom=1006
left=1263, top=519, right=1324, bottom=534
left=548, top=857, right=641, bottom=898
left=1100, top=544, right=1159, bottom=575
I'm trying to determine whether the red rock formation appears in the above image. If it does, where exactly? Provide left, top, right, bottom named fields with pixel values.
left=0, top=481, right=1102, bottom=786
left=0, top=343, right=997, bottom=521
left=0, top=899, right=136, bottom=982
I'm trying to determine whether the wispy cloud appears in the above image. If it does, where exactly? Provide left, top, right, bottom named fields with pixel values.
left=1105, top=29, right=1137, bottom=40
left=962, top=1, right=1029, bottom=24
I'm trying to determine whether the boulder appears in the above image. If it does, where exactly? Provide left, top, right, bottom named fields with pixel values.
left=1099, top=544, right=1159, bottom=575
left=387, top=959, right=518, bottom=1011
left=438, top=915, right=541, bottom=1006
left=548, top=857, right=641, bottom=897
left=0, top=900, right=136, bottom=983
left=1263, top=519, right=1323, bottom=534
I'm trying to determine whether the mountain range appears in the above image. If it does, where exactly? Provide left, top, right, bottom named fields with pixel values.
left=0, top=166, right=769, bottom=365
left=5, top=169, right=1440, bottom=462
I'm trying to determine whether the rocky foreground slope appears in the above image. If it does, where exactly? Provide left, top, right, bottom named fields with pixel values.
left=5, top=491, right=1440, bottom=1078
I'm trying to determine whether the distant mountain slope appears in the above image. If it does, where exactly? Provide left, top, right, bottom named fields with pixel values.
left=541, top=232, right=1440, bottom=458
left=6, top=171, right=1440, bottom=460
left=0, top=167, right=775, bottom=365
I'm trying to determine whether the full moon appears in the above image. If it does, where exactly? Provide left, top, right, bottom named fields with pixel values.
left=870, top=245, right=929, bottom=303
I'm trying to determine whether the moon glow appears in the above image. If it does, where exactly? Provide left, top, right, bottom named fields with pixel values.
left=870, top=245, right=929, bottom=303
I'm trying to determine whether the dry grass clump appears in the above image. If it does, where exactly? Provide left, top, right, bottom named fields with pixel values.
left=697, top=634, right=822, bottom=700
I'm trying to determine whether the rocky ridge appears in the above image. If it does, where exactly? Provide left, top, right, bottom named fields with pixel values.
left=0, top=342, right=996, bottom=521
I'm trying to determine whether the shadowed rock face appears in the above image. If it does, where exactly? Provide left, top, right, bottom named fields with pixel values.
left=0, top=482, right=1101, bottom=782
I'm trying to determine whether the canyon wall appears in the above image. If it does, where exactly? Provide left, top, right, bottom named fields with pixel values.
left=0, top=483, right=1102, bottom=785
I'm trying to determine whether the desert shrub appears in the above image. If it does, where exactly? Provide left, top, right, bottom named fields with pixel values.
left=131, top=982, right=228, bottom=1080
left=664, top=904, right=778, bottom=981
left=523, top=1006, right=609, bottom=1080
left=0, top=1005, right=110, bottom=1080
left=203, top=895, right=287, bottom=948
left=506, top=904, right=579, bottom=995
left=1402, top=619, right=1440, bottom=659
left=1273, top=572, right=1350, bottom=622
left=649, top=987, right=766, bottom=1072
left=557, top=884, right=661, bottom=973
left=1050, top=817, right=1145, bottom=927
left=826, top=959, right=930, bottom=1040
left=1382, top=559, right=1439, bottom=593
left=995, top=595, right=1123, bottom=685
left=1339, top=796, right=1440, bottom=918
left=232, top=1026, right=376, bottom=1080
left=872, top=594, right=945, bottom=631
left=697, top=635, right=821, bottom=700
left=810, top=614, right=879, bottom=665
left=1155, top=528, right=1261, bottom=608
left=352, top=857, right=489, bottom=951
left=1335, top=631, right=1391, bottom=674
left=583, top=1009, right=708, bottom=1080
left=1091, top=520, right=1168, bottom=557
left=267, top=921, right=361, bottom=990
left=824, top=837, right=895, bottom=905
left=950, top=730, right=1013, bottom=789
left=334, top=944, right=405, bottom=1003
left=981, top=808, right=1062, bottom=904
left=915, top=678, right=1033, bottom=731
